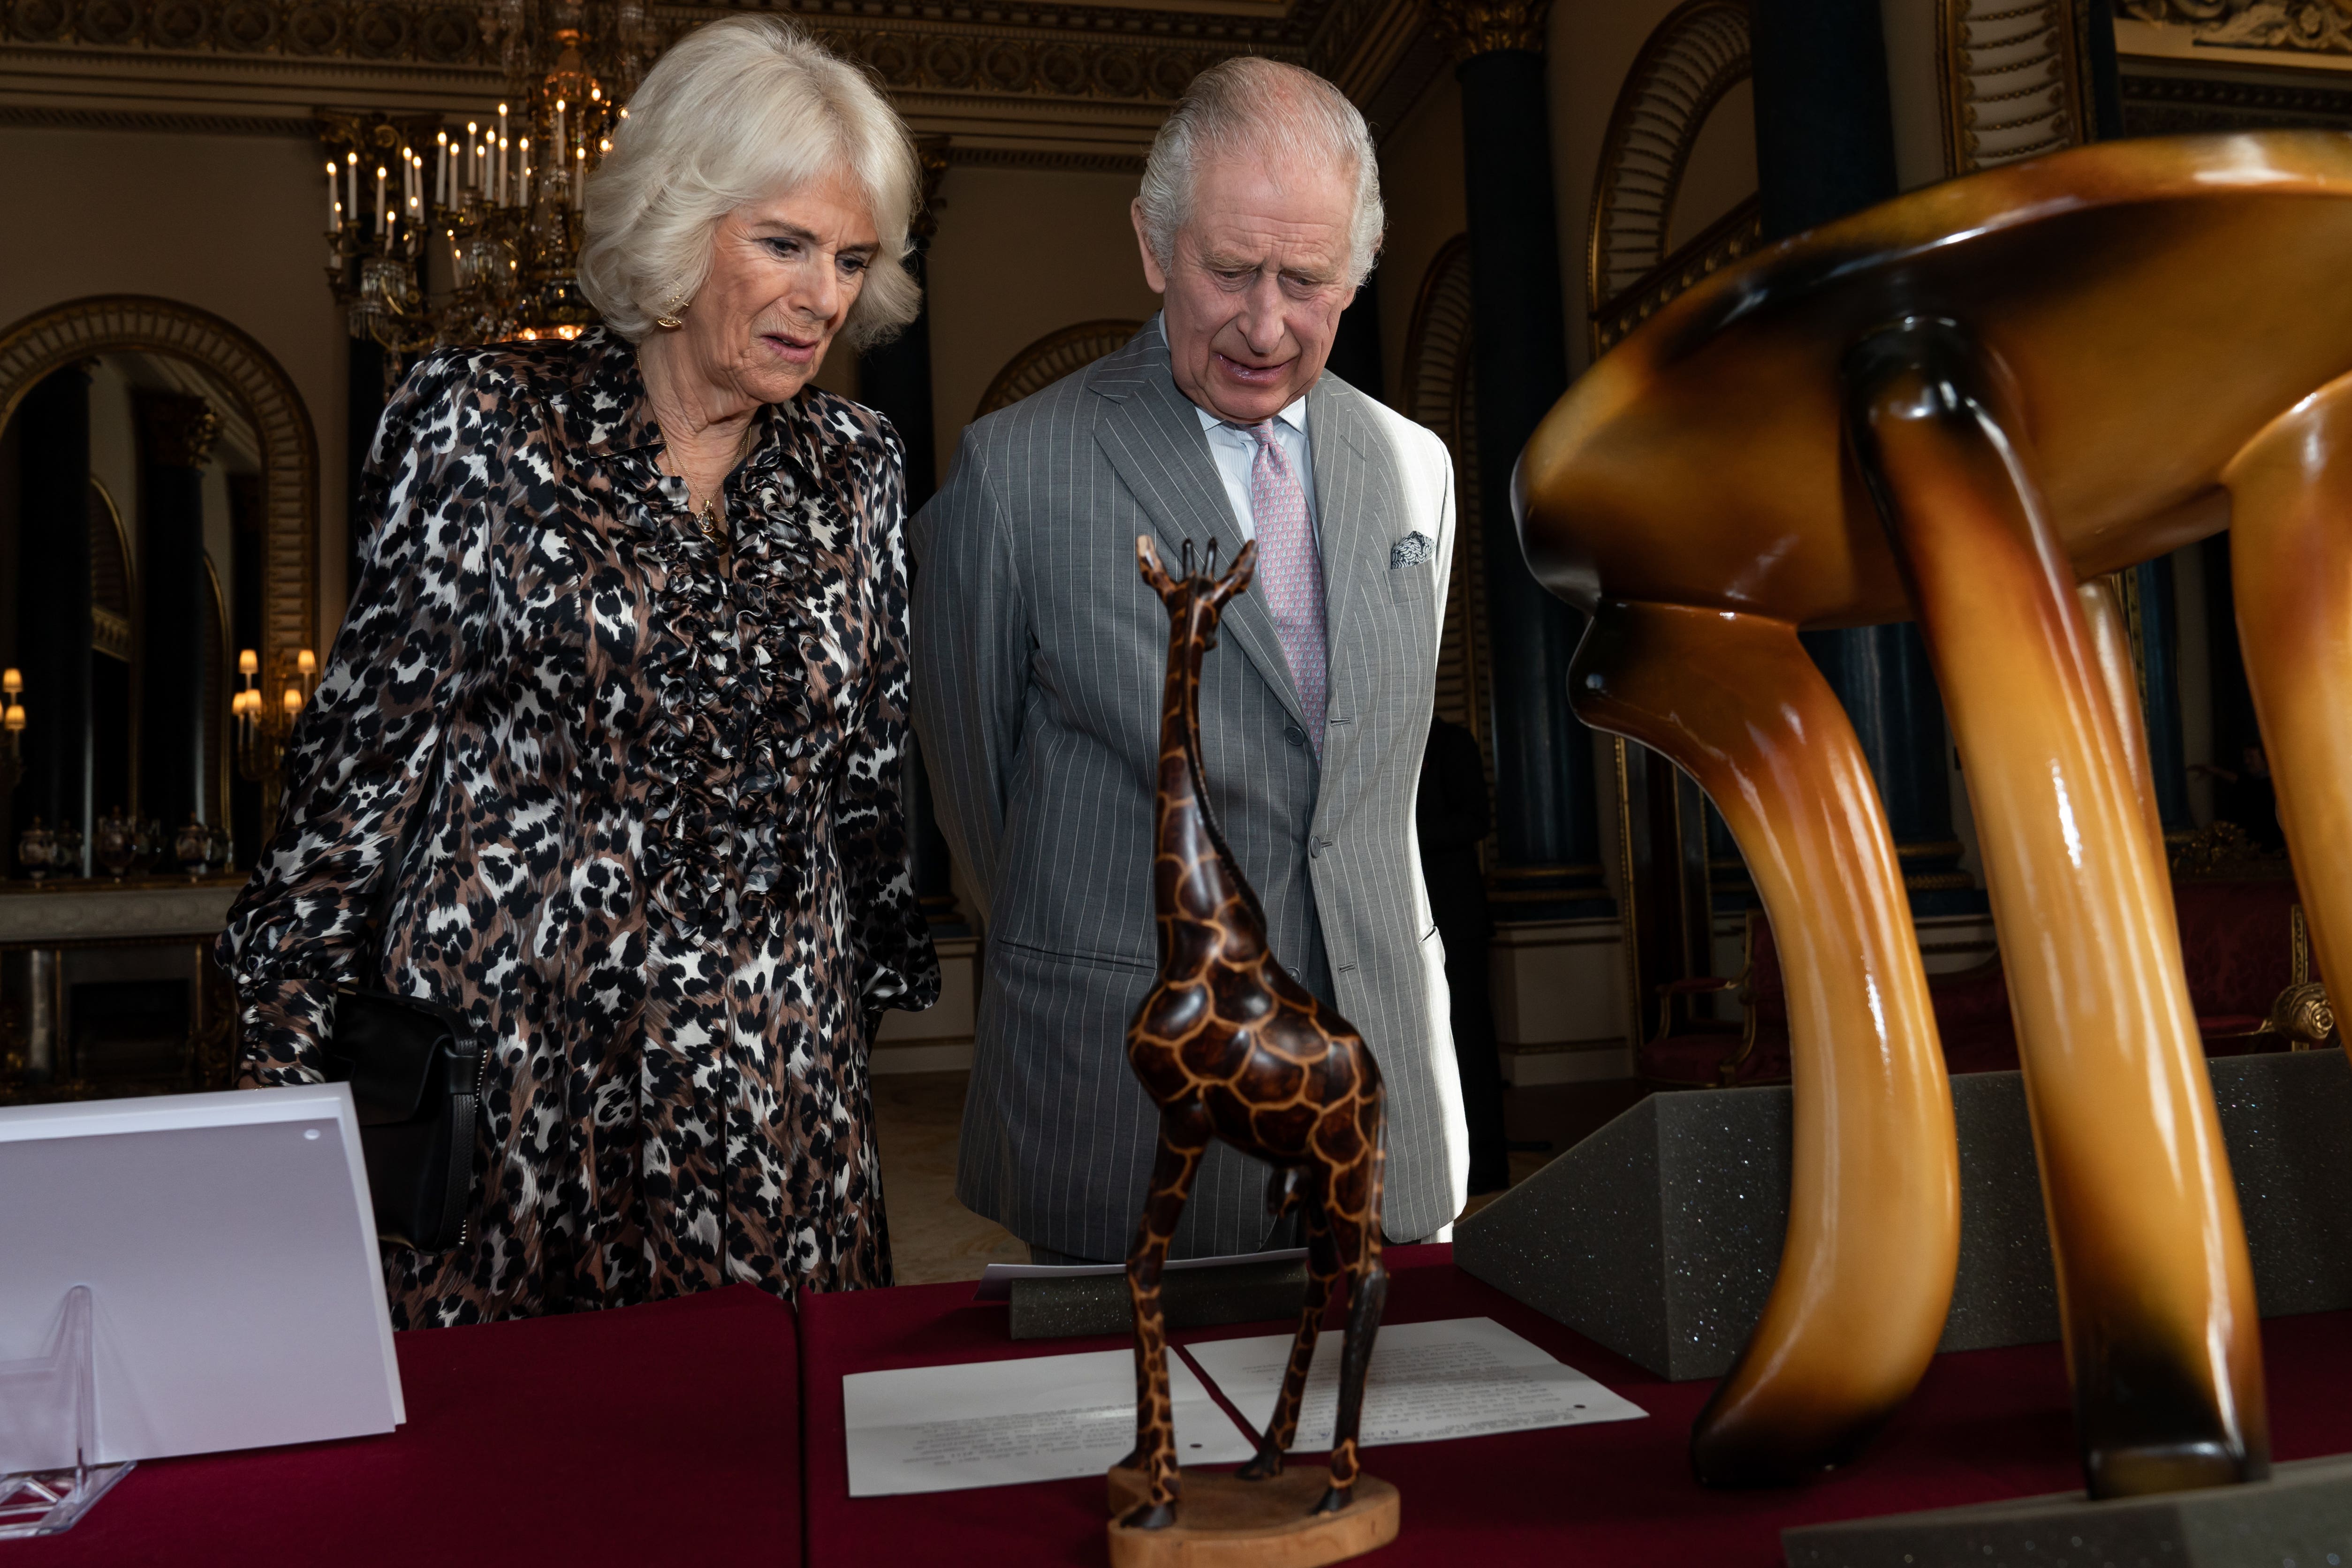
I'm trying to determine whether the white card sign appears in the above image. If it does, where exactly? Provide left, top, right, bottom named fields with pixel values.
left=842, top=1346, right=1254, bottom=1496
left=0, top=1084, right=405, bottom=1470
left=1182, top=1316, right=1647, bottom=1449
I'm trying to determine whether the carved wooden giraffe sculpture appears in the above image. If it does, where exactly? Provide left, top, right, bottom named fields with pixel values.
left=1517, top=131, right=2352, bottom=1498
left=1117, top=534, right=1388, bottom=1535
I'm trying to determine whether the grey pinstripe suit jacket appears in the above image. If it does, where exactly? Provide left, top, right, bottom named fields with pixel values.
left=910, top=318, right=1467, bottom=1259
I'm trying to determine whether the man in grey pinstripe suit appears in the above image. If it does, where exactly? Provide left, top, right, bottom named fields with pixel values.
left=910, top=56, right=1468, bottom=1264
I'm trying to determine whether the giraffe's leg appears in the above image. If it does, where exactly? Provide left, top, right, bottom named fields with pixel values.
left=2226, top=367, right=2352, bottom=1065
left=1315, top=1177, right=1386, bottom=1516
left=1118, top=1102, right=1209, bottom=1530
left=1237, top=1183, right=1338, bottom=1481
left=1847, top=316, right=2265, bottom=1499
left=1572, top=602, right=1957, bottom=1485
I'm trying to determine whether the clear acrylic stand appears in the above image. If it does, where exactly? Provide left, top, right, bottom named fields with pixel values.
left=0, top=1286, right=134, bottom=1538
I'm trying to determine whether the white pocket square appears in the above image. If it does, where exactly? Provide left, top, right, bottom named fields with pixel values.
left=1390, top=531, right=1434, bottom=568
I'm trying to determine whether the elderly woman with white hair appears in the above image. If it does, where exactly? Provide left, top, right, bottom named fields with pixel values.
left=218, top=15, right=939, bottom=1324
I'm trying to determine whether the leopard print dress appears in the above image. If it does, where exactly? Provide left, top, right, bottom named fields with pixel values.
left=217, top=328, right=940, bottom=1326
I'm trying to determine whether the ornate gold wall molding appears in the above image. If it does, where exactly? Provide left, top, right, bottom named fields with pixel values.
left=1585, top=0, right=1751, bottom=355
left=2122, top=0, right=2352, bottom=58
left=0, top=295, right=319, bottom=703
left=946, top=144, right=1145, bottom=174
left=2119, top=60, right=2352, bottom=127
left=0, top=102, right=309, bottom=132
left=1936, top=0, right=2097, bottom=174
left=972, top=318, right=1141, bottom=418
left=1426, top=0, right=1548, bottom=60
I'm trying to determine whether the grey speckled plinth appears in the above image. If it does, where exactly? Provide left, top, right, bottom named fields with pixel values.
left=1009, top=1257, right=1309, bottom=1340
left=1781, top=1454, right=2352, bottom=1568
left=1454, top=1049, right=2352, bottom=1380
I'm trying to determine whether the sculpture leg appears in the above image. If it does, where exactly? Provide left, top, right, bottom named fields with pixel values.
left=1237, top=1188, right=1337, bottom=1481
left=1120, top=1102, right=1209, bottom=1529
left=1848, top=317, right=2266, bottom=1499
left=1571, top=600, right=1957, bottom=1485
left=1316, top=1185, right=1386, bottom=1516
left=2225, top=366, right=2352, bottom=1061
left=2078, top=579, right=2169, bottom=867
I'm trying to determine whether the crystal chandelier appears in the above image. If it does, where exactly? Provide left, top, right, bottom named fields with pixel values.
left=319, top=0, right=660, bottom=370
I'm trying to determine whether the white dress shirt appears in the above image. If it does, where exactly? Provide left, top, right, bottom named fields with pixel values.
left=1196, top=398, right=1320, bottom=549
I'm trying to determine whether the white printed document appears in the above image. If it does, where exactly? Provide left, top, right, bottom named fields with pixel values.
left=842, top=1348, right=1256, bottom=1497
left=1181, top=1316, right=1646, bottom=1449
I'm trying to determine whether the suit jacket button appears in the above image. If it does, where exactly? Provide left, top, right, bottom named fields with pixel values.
left=1284, top=724, right=1306, bottom=747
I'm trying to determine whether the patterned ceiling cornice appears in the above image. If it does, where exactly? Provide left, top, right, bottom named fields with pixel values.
left=0, top=0, right=1445, bottom=155
left=0, top=0, right=1441, bottom=105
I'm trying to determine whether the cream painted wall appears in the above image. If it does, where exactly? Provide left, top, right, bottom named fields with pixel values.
left=1372, top=67, right=1467, bottom=410
left=1550, top=0, right=1758, bottom=377
left=922, top=165, right=1164, bottom=481
left=0, top=128, right=352, bottom=635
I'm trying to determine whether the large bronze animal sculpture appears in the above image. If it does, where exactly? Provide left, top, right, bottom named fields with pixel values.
left=1516, top=131, right=2352, bottom=1499
left=1109, top=535, right=1395, bottom=1565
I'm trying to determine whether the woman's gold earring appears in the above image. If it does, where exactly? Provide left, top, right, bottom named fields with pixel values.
left=653, top=294, right=687, bottom=330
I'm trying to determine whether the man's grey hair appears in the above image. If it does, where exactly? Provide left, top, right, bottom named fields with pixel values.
left=578, top=16, right=921, bottom=347
left=1137, top=57, right=1385, bottom=288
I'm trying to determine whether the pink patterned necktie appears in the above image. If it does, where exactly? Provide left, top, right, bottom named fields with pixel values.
left=1244, top=421, right=1327, bottom=756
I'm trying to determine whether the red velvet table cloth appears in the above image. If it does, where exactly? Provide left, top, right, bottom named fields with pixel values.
left=11, top=1283, right=800, bottom=1567
left=800, top=1243, right=2352, bottom=1567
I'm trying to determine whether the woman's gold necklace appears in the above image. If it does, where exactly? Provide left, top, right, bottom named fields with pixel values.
left=665, top=420, right=758, bottom=544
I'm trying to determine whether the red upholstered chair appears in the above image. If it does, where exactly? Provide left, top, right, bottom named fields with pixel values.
left=2173, top=879, right=2329, bottom=1053
left=1638, top=886, right=2335, bottom=1087
left=1639, top=911, right=2017, bottom=1087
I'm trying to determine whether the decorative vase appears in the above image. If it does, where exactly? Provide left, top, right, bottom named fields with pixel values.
left=129, top=816, right=164, bottom=874
left=94, top=808, right=136, bottom=879
left=49, top=820, right=82, bottom=879
left=174, top=815, right=211, bottom=876
left=15, top=818, right=53, bottom=880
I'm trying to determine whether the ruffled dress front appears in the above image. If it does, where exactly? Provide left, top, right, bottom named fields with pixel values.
left=217, top=328, right=939, bottom=1325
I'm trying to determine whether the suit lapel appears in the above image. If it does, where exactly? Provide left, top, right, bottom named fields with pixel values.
left=1091, top=325, right=1309, bottom=729
left=1308, top=374, right=1408, bottom=776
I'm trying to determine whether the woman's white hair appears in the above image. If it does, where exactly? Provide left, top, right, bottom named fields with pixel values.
left=1136, top=57, right=1384, bottom=288
left=579, top=16, right=922, bottom=347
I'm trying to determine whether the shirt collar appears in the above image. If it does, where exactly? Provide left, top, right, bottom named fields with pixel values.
left=1194, top=396, right=1309, bottom=439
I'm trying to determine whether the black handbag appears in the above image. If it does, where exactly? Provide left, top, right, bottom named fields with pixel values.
left=321, top=984, right=485, bottom=1250
left=315, top=764, right=486, bottom=1252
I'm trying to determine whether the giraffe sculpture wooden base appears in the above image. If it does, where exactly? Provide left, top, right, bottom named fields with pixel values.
left=1110, top=536, right=1396, bottom=1568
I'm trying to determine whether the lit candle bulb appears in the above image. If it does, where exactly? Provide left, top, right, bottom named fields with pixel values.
left=496, top=102, right=509, bottom=203
left=237, top=649, right=258, bottom=677
left=498, top=136, right=510, bottom=206
left=520, top=136, right=531, bottom=199
left=4, top=704, right=23, bottom=735
left=374, top=165, right=388, bottom=237
left=297, top=649, right=317, bottom=678
left=282, top=686, right=303, bottom=716
left=2, top=668, right=21, bottom=695
left=573, top=144, right=585, bottom=209
left=345, top=151, right=359, bottom=225
left=554, top=99, right=565, bottom=156
left=325, top=159, right=340, bottom=229
left=436, top=130, right=449, bottom=206
left=465, top=122, right=478, bottom=194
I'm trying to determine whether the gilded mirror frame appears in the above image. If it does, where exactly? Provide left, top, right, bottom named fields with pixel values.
left=0, top=295, right=319, bottom=717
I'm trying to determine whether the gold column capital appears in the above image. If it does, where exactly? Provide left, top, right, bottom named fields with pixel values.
left=910, top=135, right=952, bottom=243
left=136, top=391, right=221, bottom=470
left=1430, top=0, right=1553, bottom=61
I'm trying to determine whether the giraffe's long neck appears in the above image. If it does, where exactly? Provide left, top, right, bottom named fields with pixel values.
left=1153, top=600, right=1264, bottom=972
